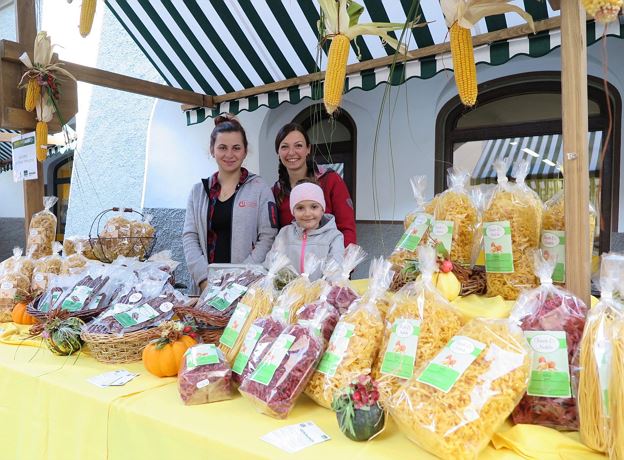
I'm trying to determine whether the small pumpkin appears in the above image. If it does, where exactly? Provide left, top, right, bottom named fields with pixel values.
left=142, top=321, right=197, bottom=377
left=12, top=302, right=37, bottom=325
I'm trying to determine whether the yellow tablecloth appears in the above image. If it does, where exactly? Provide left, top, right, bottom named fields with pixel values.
left=0, top=320, right=604, bottom=460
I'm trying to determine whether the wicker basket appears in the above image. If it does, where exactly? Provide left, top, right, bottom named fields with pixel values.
left=196, top=326, right=224, bottom=344
left=81, top=327, right=162, bottom=364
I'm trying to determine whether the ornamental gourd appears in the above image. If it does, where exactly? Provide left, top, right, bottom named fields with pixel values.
left=142, top=321, right=197, bottom=378
left=12, top=302, right=37, bottom=325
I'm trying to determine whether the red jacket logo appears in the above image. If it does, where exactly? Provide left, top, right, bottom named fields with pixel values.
left=238, top=200, right=257, bottom=208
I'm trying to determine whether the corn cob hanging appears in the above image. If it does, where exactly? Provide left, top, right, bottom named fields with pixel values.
left=582, top=0, right=623, bottom=23
left=319, top=0, right=423, bottom=115
left=36, top=121, right=48, bottom=162
left=441, top=0, right=536, bottom=107
left=24, top=78, right=40, bottom=112
left=80, top=0, right=97, bottom=37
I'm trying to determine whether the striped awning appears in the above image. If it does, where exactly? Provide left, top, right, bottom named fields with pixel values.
left=473, top=131, right=603, bottom=180
left=0, top=129, right=66, bottom=173
left=106, top=1, right=624, bottom=123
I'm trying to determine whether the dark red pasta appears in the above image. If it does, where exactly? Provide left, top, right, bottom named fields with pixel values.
left=326, top=285, right=359, bottom=315
left=296, top=300, right=339, bottom=343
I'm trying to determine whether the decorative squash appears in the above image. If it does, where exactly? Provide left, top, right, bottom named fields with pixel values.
left=142, top=321, right=197, bottom=377
left=12, top=302, right=37, bottom=325
left=432, top=271, right=462, bottom=302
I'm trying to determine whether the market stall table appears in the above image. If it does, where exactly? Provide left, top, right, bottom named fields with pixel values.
left=0, top=319, right=604, bottom=460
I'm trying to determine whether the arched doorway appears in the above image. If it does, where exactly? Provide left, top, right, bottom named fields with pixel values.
left=292, top=105, right=357, bottom=209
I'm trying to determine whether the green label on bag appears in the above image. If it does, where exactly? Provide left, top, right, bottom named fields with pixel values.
left=594, top=337, right=611, bottom=415
left=208, top=283, right=247, bottom=311
left=232, top=324, right=264, bottom=375
left=60, top=285, right=93, bottom=312
left=381, top=319, right=421, bottom=379
left=271, top=305, right=290, bottom=323
left=540, top=231, right=566, bottom=283
left=40, top=291, right=60, bottom=313
left=396, top=213, right=431, bottom=251
left=185, top=344, right=219, bottom=369
left=416, top=336, right=485, bottom=393
left=317, top=322, right=355, bottom=376
left=525, top=331, right=571, bottom=398
left=113, top=304, right=159, bottom=328
left=250, top=333, right=295, bottom=385
left=483, top=221, right=514, bottom=273
left=219, top=303, right=251, bottom=348
left=431, top=220, right=454, bottom=254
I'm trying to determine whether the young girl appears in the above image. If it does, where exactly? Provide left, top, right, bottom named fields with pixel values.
left=266, top=182, right=344, bottom=280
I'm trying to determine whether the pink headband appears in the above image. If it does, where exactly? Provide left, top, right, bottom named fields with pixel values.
left=290, top=183, right=326, bottom=214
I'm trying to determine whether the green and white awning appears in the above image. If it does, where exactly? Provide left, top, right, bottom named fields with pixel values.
left=106, top=1, right=624, bottom=124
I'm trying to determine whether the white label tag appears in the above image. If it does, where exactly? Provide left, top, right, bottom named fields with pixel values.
left=261, top=421, right=330, bottom=453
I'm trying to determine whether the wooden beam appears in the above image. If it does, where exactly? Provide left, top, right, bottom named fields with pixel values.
left=0, top=40, right=213, bottom=107
left=561, top=2, right=590, bottom=304
left=212, top=17, right=562, bottom=104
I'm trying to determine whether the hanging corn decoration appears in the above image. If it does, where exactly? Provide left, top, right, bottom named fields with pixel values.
left=36, top=121, right=48, bottom=162
left=582, top=0, right=623, bottom=23
left=24, top=78, right=40, bottom=112
left=319, top=0, right=423, bottom=115
left=79, top=0, right=97, bottom=37
left=441, top=0, right=535, bottom=107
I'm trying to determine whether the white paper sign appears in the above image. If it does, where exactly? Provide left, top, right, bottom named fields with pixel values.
left=88, top=370, right=139, bottom=388
left=12, top=132, right=38, bottom=182
left=261, top=421, right=330, bottom=453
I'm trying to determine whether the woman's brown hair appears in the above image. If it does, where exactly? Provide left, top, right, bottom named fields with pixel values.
left=275, top=123, right=317, bottom=205
left=210, top=113, right=248, bottom=152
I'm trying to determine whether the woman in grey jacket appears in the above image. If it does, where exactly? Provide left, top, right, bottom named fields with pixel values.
left=183, top=115, right=278, bottom=292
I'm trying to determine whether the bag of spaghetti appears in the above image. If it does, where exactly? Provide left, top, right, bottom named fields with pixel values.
left=324, top=244, right=367, bottom=315
left=371, top=246, right=464, bottom=405
left=218, top=253, right=290, bottom=364
left=27, top=196, right=58, bottom=259
left=541, top=189, right=597, bottom=284
left=576, top=253, right=624, bottom=454
left=510, top=250, right=587, bottom=430
left=304, top=258, right=389, bottom=409
left=483, top=158, right=542, bottom=300
left=430, top=168, right=478, bottom=266
left=31, top=242, right=63, bottom=296
left=274, top=253, right=324, bottom=324
left=388, top=318, right=531, bottom=460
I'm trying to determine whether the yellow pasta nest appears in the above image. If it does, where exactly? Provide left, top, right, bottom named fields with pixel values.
left=305, top=306, right=384, bottom=408
left=372, top=288, right=463, bottom=404
left=31, top=255, right=63, bottom=294
left=389, top=319, right=530, bottom=460
left=484, top=190, right=542, bottom=300
left=433, top=191, right=478, bottom=265
left=27, top=211, right=57, bottom=260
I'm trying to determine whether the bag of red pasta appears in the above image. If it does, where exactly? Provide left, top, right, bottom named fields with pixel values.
left=324, top=244, right=367, bottom=315
left=510, top=250, right=587, bottom=430
left=295, top=286, right=340, bottom=344
left=178, top=344, right=232, bottom=405
left=238, top=323, right=324, bottom=419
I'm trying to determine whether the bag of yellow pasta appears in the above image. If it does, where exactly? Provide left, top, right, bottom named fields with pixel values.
left=432, top=168, right=478, bottom=265
left=541, top=189, right=596, bottom=284
left=275, top=254, right=324, bottom=323
left=31, top=242, right=63, bottom=296
left=359, top=257, right=394, bottom=320
left=304, top=257, right=389, bottom=409
left=389, top=318, right=531, bottom=460
left=483, top=158, right=542, bottom=300
left=218, top=253, right=290, bottom=363
left=27, top=196, right=58, bottom=260
left=372, top=246, right=464, bottom=405
left=576, top=253, right=624, bottom=454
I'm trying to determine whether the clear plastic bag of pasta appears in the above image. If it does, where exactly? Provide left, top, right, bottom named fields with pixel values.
left=541, top=189, right=597, bottom=284
left=483, top=158, right=542, bottom=300
left=510, top=250, right=587, bottom=430
left=295, top=286, right=339, bottom=344
left=372, top=246, right=464, bottom=404
left=276, top=254, right=324, bottom=323
left=60, top=241, right=90, bottom=276
left=432, top=168, right=478, bottom=265
left=218, top=253, right=290, bottom=363
left=0, top=247, right=34, bottom=280
left=576, top=253, right=624, bottom=453
left=304, top=259, right=388, bottom=409
left=389, top=318, right=531, bottom=460
left=178, top=344, right=232, bottom=405
left=360, top=257, right=394, bottom=319
left=324, top=244, right=366, bottom=315
left=31, top=242, right=63, bottom=296
left=27, top=196, right=58, bottom=260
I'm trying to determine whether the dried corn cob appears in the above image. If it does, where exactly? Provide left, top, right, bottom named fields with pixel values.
left=324, top=34, right=350, bottom=115
left=36, top=121, right=48, bottom=162
left=25, top=78, right=39, bottom=112
left=450, top=22, right=477, bottom=107
left=80, top=0, right=97, bottom=38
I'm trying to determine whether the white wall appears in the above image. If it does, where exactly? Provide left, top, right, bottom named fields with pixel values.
left=0, top=172, right=23, bottom=217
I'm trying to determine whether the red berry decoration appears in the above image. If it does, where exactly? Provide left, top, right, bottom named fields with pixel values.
left=441, top=260, right=453, bottom=273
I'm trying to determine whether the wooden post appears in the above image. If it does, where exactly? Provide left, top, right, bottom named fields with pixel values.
left=561, top=1, right=590, bottom=305
left=15, top=0, right=44, bottom=237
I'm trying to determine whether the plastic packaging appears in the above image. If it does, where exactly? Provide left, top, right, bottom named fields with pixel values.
left=483, top=159, right=542, bottom=300
left=27, top=196, right=58, bottom=259
left=276, top=254, right=324, bottom=323
left=0, top=247, right=35, bottom=280
left=359, top=257, right=394, bottom=319
left=389, top=318, right=531, bottom=460
left=432, top=168, right=478, bottom=265
left=295, top=287, right=339, bottom=344
left=60, top=241, right=90, bottom=275
left=372, top=246, right=464, bottom=404
left=239, top=323, right=324, bottom=418
left=324, top=244, right=366, bottom=315
left=177, top=344, right=232, bottom=405
left=510, top=250, right=587, bottom=430
left=31, top=242, right=63, bottom=296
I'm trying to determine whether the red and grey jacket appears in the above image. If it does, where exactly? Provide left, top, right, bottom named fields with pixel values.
left=272, top=168, right=357, bottom=247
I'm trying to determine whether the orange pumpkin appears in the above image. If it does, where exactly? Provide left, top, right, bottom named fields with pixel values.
left=12, top=302, right=37, bottom=325
left=142, top=335, right=196, bottom=377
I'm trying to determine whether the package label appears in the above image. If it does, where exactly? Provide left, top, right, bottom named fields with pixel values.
left=381, top=319, right=421, bottom=379
left=185, top=344, right=219, bottom=369
left=483, top=221, right=514, bottom=273
left=232, top=324, right=264, bottom=375
left=317, top=322, right=355, bottom=376
left=395, top=213, right=432, bottom=251
left=208, top=282, right=247, bottom=311
left=431, top=220, right=454, bottom=254
left=271, top=304, right=290, bottom=323
left=541, top=231, right=566, bottom=283
left=60, top=285, right=93, bottom=312
left=113, top=304, right=159, bottom=327
left=251, top=333, right=295, bottom=385
left=219, top=303, right=252, bottom=348
left=417, top=335, right=485, bottom=392
left=39, top=291, right=60, bottom=312
left=525, top=331, right=571, bottom=397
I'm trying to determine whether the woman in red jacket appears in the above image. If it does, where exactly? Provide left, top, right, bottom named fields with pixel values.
left=271, top=123, right=356, bottom=246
